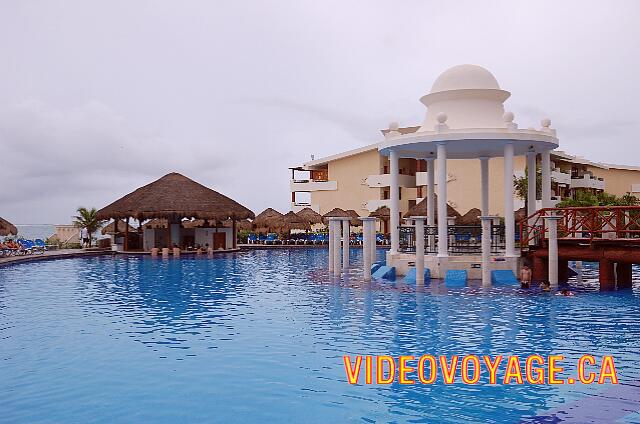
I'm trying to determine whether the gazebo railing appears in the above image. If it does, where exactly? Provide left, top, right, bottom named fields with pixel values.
left=399, top=224, right=506, bottom=255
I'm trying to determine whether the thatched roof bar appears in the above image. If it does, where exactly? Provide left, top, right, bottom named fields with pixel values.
left=96, top=173, right=254, bottom=222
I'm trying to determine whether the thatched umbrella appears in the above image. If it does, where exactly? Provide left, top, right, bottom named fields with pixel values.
left=345, top=209, right=363, bottom=226
left=253, top=208, right=283, bottom=232
left=458, top=208, right=482, bottom=226
left=96, top=172, right=254, bottom=222
left=102, top=219, right=137, bottom=235
left=296, top=207, right=323, bottom=225
left=369, top=206, right=390, bottom=219
left=0, top=217, right=17, bottom=237
left=403, top=196, right=461, bottom=222
left=276, top=211, right=311, bottom=233
left=322, top=207, right=351, bottom=224
left=369, top=207, right=389, bottom=234
left=515, top=207, right=528, bottom=223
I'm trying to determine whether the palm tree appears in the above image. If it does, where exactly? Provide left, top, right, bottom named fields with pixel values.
left=73, top=207, right=104, bottom=247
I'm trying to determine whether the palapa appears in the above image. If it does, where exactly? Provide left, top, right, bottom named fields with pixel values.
left=96, top=173, right=254, bottom=222
left=295, top=207, right=323, bottom=225
left=276, top=211, right=311, bottom=233
left=0, top=217, right=17, bottom=236
left=457, top=208, right=482, bottom=226
left=403, top=196, right=461, bottom=222
left=321, top=207, right=351, bottom=224
left=252, top=208, right=283, bottom=231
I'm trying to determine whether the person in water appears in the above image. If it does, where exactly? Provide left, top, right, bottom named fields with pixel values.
left=519, top=265, right=532, bottom=289
left=540, top=281, right=551, bottom=292
left=556, top=288, right=574, bottom=296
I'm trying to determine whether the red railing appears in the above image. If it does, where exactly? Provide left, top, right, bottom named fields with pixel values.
left=519, top=206, right=640, bottom=248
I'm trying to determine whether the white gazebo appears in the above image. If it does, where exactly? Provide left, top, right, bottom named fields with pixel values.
left=378, top=64, right=559, bottom=283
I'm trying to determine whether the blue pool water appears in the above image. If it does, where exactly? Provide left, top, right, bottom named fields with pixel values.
left=1, top=249, right=639, bottom=423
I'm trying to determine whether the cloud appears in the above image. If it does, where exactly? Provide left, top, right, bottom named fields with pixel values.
left=1, top=0, right=639, bottom=224
left=0, top=100, right=231, bottom=222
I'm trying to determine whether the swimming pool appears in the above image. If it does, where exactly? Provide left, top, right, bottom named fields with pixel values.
left=1, top=249, right=639, bottom=423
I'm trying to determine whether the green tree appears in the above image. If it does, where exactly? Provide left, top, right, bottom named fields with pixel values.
left=73, top=207, right=105, bottom=247
left=556, top=191, right=639, bottom=207
left=514, top=167, right=542, bottom=205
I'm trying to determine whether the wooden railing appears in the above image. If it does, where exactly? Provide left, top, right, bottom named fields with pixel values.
left=519, top=206, right=640, bottom=248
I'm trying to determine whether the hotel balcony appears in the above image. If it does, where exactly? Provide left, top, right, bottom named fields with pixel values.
left=365, top=173, right=416, bottom=188
left=571, top=175, right=605, bottom=190
left=415, top=172, right=428, bottom=186
left=290, top=179, right=337, bottom=192
left=365, top=199, right=391, bottom=212
left=551, top=169, right=571, bottom=185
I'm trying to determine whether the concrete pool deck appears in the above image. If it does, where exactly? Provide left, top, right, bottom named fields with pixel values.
left=0, top=248, right=112, bottom=267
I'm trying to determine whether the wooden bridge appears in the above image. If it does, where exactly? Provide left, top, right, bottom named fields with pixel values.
left=519, top=206, right=640, bottom=290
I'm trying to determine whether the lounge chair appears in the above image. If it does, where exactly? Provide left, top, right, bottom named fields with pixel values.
left=265, top=233, right=279, bottom=245
left=247, top=233, right=258, bottom=244
left=34, top=239, right=47, bottom=253
left=17, top=239, right=34, bottom=255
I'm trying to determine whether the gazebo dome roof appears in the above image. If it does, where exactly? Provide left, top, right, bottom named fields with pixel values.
left=430, top=64, right=501, bottom=93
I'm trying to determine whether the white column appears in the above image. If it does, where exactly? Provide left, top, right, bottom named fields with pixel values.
left=481, top=216, right=492, bottom=287
left=436, top=142, right=448, bottom=257
left=389, top=149, right=400, bottom=254
left=426, top=158, right=436, bottom=253
left=527, top=152, right=537, bottom=247
left=436, top=143, right=449, bottom=257
left=480, top=157, right=489, bottom=216
left=370, top=218, right=377, bottom=264
left=342, top=218, right=349, bottom=269
left=414, top=217, right=426, bottom=285
left=527, top=152, right=537, bottom=216
left=541, top=150, right=552, bottom=208
left=330, top=218, right=341, bottom=276
left=503, top=143, right=516, bottom=257
left=545, top=215, right=561, bottom=289
left=361, top=218, right=374, bottom=281
left=328, top=220, right=334, bottom=272
left=575, top=260, right=583, bottom=284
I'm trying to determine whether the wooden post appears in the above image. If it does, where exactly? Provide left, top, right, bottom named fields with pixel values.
left=599, top=258, right=615, bottom=291
left=124, top=217, right=129, bottom=251
left=232, top=219, right=237, bottom=249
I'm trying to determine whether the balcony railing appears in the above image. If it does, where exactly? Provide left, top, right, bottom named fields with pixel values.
left=290, top=179, right=337, bottom=192
left=551, top=169, right=571, bottom=185
left=398, top=225, right=506, bottom=255
left=366, top=173, right=416, bottom=188
left=570, top=175, right=605, bottom=190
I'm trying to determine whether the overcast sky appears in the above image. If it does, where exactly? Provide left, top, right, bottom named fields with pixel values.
left=2, top=0, right=639, bottom=224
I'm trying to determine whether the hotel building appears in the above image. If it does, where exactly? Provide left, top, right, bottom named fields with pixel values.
left=290, top=135, right=640, bottom=223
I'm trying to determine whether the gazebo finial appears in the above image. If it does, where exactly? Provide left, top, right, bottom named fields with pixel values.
left=503, top=111, right=517, bottom=130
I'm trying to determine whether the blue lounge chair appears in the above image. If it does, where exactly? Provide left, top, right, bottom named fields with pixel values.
left=34, top=239, right=47, bottom=253
left=248, top=233, right=258, bottom=244
left=265, top=233, right=280, bottom=245
left=18, top=239, right=34, bottom=255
